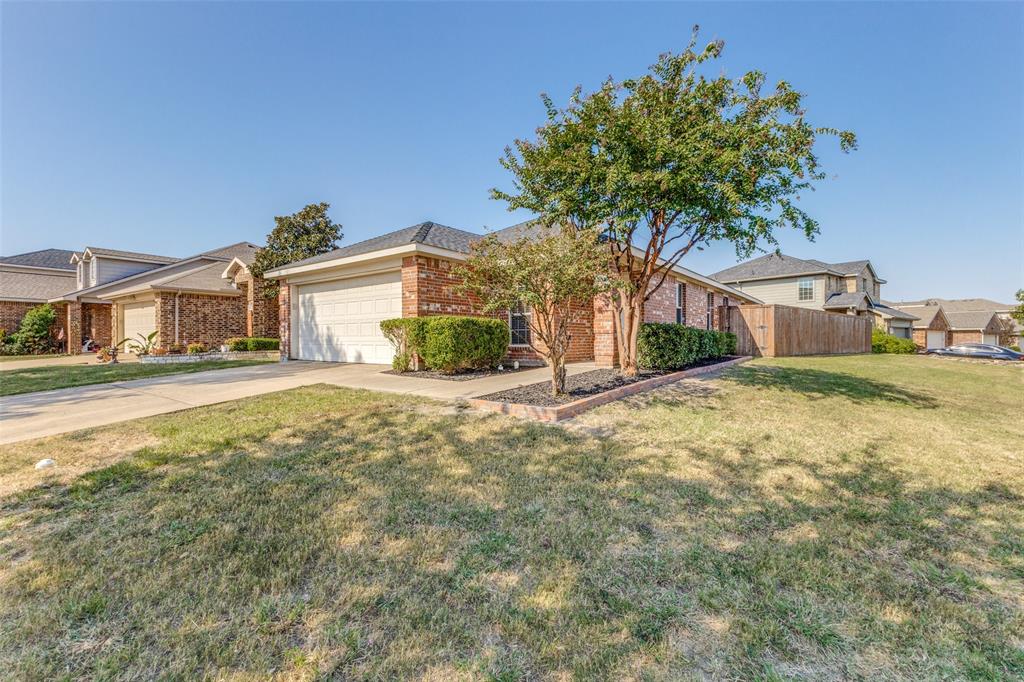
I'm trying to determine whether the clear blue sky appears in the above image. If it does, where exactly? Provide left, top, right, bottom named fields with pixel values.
left=2, top=1, right=1021, bottom=301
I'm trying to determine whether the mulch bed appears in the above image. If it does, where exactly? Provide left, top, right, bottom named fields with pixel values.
left=383, top=366, right=532, bottom=382
left=476, top=357, right=734, bottom=407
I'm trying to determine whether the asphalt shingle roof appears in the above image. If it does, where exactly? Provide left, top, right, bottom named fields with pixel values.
left=822, top=291, right=869, bottom=309
left=712, top=254, right=876, bottom=283
left=201, top=242, right=262, bottom=264
left=891, top=298, right=1014, bottom=313
left=0, top=249, right=77, bottom=271
left=890, top=304, right=943, bottom=328
left=712, top=253, right=839, bottom=282
left=0, top=268, right=76, bottom=301
left=273, top=221, right=482, bottom=271
left=870, top=302, right=919, bottom=321
left=944, top=311, right=1000, bottom=331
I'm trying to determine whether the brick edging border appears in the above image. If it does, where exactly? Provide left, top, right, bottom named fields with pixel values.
left=467, top=355, right=751, bottom=422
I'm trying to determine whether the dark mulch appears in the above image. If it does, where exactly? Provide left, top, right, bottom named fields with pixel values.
left=474, top=357, right=735, bottom=407
left=383, top=365, right=532, bottom=382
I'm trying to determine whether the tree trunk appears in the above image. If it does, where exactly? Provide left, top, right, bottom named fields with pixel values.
left=550, top=352, right=567, bottom=397
left=613, top=291, right=644, bottom=377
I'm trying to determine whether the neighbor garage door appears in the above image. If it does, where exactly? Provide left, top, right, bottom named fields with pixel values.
left=926, top=331, right=946, bottom=349
left=983, top=334, right=999, bottom=345
left=121, top=301, right=156, bottom=351
left=295, top=271, right=401, bottom=363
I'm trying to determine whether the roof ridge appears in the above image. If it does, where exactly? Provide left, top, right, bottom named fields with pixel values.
left=412, top=221, right=435, bottom=243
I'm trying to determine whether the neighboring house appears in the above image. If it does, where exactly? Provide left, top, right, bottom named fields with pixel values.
left=710, top=253, right=914, bottom=335
left=886, top=303, right=952, bottom=350
left=0, top=249, right=78, bottom=340
left=50, top=242, right=271, bottom=352
left=265, top=220, right=759, bottom=366
left=892, top=298, right=1019, bottom=346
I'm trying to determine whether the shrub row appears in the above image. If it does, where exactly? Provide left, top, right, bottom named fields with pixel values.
left=381, top=316, right=508, bottom=374
left=225, top=337, right=280, bottom=352
left=871, top=327, right=916, bottom=354
left=636, top=323, right=736, bottom=370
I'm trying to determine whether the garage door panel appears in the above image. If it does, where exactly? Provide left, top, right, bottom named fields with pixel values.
left=926, top=331, right=946, bottom=349
left=121, top=301, right=156, bottom=351
left=296, top=271, right=401, bottom=364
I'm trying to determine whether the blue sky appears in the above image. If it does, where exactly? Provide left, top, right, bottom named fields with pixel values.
left=2, top=1, right=1021, bottom=301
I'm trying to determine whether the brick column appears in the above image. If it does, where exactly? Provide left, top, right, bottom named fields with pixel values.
left=593, top=293, right=618, bottom=367
left=66, top=302, right=83, bottom=354
left=278, top=284, right=291, bottom=360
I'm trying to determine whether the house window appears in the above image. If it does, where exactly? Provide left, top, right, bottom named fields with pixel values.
left=798, top=277, right=814, bottom=301
left=510, top=303, right=531, bottom=346
left=675, top=282, right=686, bottom=324
left=706, top=292, right=714, bottom=329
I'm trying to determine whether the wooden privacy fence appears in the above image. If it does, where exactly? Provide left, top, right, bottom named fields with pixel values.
left=720, top=304, right=872, bottom=357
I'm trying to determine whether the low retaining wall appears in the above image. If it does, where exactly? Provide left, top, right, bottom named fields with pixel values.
left=468, top=356, right=751, bottom=422
left=138, top=351, right=279, bottom=364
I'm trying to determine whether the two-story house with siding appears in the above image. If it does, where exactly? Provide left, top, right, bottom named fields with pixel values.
left=711, top=253, right=919, bottom=338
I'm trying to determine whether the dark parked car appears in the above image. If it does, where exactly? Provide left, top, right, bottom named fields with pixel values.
left=927, top=343, right=1023, bottom=361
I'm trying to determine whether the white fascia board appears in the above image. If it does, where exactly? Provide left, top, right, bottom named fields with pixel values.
left=266, top=243, right=469, bottom=279
left=60, top=255, right=208, bottom=300
left=220, top=257, right=249, bottom=280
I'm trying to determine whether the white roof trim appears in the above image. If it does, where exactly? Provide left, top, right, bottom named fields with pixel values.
left=0, top=263, right=76, bottom=276
left=265, top=243, right=467, bottom=278
left=50, top=254, right=211, bottom=301
left=221, top=257, right=250, bottom=280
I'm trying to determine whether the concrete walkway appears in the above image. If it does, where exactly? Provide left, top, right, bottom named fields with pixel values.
left=0, top=361, right=596, bottom=445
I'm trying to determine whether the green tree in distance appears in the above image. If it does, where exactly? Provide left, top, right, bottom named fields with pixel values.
left=251, top=202, right=343, bottom=299
left=493, top=28, right=856, bottom=375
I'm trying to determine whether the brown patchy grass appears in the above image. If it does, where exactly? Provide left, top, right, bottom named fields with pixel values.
left=0, top=355, right=1021, bottom=680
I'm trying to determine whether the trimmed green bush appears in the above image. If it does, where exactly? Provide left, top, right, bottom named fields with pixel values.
left=12, top=304, right=57, bottom=355
left=381, top=316, right=508, bottom=373
left=225, top=337, right=280, bottom=352
left=380, top=318, right=429, bottom=372
left=187, top=342, right=207, bottom=355
left=637, top=323, right=733, bottom=370
left=871, top=327, right=916, bottom=354
left=421, top=316, right=509, bottom=373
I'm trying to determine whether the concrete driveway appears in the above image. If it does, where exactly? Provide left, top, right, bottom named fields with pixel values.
left=0, top=360, right=594, bottom=445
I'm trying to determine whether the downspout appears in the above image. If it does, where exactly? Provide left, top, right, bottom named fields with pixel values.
left=174, top=292, right=181, bottom=344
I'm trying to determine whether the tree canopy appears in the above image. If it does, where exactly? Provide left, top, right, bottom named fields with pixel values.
left=492, top=28, right=856, bottom=374
left=251, top=202, right=343, bottom=298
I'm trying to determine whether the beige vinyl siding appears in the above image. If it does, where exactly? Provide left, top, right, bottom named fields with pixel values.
left=96, top=257, right=162, bottom=287
left=733, top=275, right=825, bottom=309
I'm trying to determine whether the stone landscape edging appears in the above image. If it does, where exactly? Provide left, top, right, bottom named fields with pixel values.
left=467, top=355, right=751, bottom=422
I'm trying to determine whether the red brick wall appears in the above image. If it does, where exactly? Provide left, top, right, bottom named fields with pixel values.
left=949, top=330, right=983, bottom=345
left=593, top=293, right=617, bottom=367
left=643, top=276, right=734, bottom=330
left=82, top=302, right=111, bottom=347
left=154, top=292, right=246, bottom=349
left=234, top=271, right=280, bottom=339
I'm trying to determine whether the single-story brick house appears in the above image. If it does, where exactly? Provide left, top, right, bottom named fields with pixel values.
left=264, top=220, right=760, bottom=366
left=887, top=303, right=951, bottom=350
left=47, top=242, right=277, bottom=352
left=892, top=298, right=1019, bottom=347
left=0, top=249, right=78, bottom=342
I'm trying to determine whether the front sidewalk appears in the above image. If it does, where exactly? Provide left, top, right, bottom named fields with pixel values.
left=0, top=361, right=597, bottom=445
left=0, top=354, right=140, bottom=372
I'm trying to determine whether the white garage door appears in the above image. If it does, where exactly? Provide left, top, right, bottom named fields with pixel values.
left=983, top=334, right=999, bottom=345
left=296, top=271, right=401, bottom=363
left=121, top=301, right=156, bottom=351
left=926, top=331, right=946, bottom=349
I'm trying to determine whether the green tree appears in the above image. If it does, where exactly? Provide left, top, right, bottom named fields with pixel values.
left=13, top=304, right=57, bottom=354
left=250, top=202, right=343, bottom=298
left=1012, top=289, right=1024, bottom=325
left=493, top=29, right=856, bottom=375
left=456, top=226, right=610, bottom=396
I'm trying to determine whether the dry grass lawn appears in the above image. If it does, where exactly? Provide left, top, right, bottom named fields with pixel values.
left=0, top=354, right=1021, bottom=680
